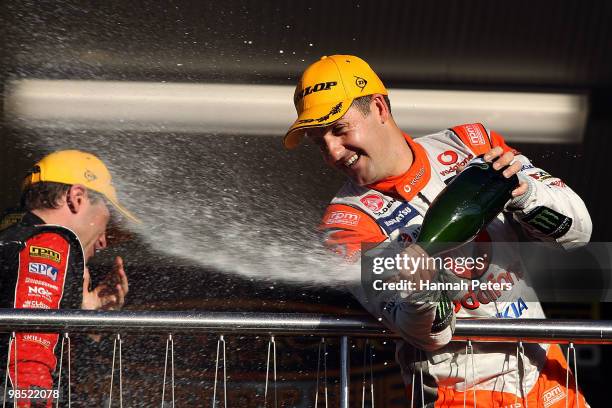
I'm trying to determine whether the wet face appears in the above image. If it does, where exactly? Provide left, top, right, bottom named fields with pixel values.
left=75, top=195, right=110, bottom=261
left=306, top=102, right=392, bottom=186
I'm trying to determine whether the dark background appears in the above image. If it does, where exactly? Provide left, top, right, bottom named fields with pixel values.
left=1, top=1, right=611, bottom=406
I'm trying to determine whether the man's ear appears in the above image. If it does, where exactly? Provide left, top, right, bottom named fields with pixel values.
left=66, top=185, right=87, bottom=214
left=371, top=94, right=390, bottom=124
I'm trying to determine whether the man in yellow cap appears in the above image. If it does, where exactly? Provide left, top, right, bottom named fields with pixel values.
left=0, top=150, right=139, bottom=407
left=285, top=55, right=591, bottom=407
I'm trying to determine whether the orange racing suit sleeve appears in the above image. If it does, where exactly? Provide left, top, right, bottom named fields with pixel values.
left=319, top=203, right=386, bottom=261
left=453, top=123, right=591, bottom=245
left=489, top=128, right=592, bottom=246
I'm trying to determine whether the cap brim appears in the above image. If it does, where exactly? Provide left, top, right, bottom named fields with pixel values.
left=283, top=98, right=353, bottom=149
left=106, top=197, right=142, bottom=224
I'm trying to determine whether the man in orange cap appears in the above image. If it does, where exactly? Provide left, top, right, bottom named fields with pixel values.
left=0, top=150, right=140, bottom=407
left=285, top=55, right=592, bottom=407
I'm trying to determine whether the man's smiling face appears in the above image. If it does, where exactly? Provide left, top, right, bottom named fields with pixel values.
left=306, top=100, right=392, bottom=186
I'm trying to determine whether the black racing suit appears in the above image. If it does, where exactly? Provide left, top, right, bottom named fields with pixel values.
left=0, top=212, right=84, bottom=407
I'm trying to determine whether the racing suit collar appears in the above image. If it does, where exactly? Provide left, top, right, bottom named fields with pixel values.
left=367, top=132, right=431, bottom=201
left=0, top=209, right=42, bottom=231
left=21, top=211, right=46, bottom=226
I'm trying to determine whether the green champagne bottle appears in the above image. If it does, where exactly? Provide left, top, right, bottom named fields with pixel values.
left=416, top=156, right=519, bottom=255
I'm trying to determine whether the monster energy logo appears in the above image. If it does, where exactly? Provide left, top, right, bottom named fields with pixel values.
left=432, top=291, right=453, bottom=333
left=522, top=206, right=572, bottom=238
left=530, top=208, right=560, bottom=229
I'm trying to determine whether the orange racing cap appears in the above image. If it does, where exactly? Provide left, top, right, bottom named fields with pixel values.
left=283, top=55, right=388, bottom=149
left=22, top=150, right=141, bottom=223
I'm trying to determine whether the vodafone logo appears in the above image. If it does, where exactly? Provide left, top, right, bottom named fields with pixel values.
left=402, top=166, right=425, bottom=194
left=360, top=194, right=384, bottom=212
left=437, top=151, right=459, bottom=165
left=439, top=154, right=474, bottom=177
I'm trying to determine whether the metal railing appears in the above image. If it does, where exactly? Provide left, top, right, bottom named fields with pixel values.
left=1, top=309, right=610, bottom=407
left=1, top=310, right=611, bottom=342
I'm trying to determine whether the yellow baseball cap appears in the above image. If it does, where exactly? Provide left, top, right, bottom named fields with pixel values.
left=22, top=150, right=141, bottom=223
left=283, top=55, right=388, bottom=149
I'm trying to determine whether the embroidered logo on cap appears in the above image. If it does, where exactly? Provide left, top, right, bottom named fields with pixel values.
left=84, top=170, right=97, bottom=181
left=354, top=76, right=367, bottom=91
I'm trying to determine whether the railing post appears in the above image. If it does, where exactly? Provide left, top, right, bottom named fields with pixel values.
left=340, top=336, right=349, bottom=408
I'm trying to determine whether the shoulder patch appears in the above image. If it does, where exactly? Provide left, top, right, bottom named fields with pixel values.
left=360, top=194, right=385, bottom=212
left=320, top=203, right=384, bottom=236
left=451, top=123, right=492, bottom=155
left=521, top=206, right=572, bottom=238
left=324, top=210, right=361, bottom=227
left=28, top=262, right=60, bottom=281
left=528, top=171, right=554, bottom=182
left=29, top=245, right=62, bottom=263
left=378, top=202, right=420, bottom=235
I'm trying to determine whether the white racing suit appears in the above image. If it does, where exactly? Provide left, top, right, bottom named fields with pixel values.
left=319, top=123, right=592, bottom=407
